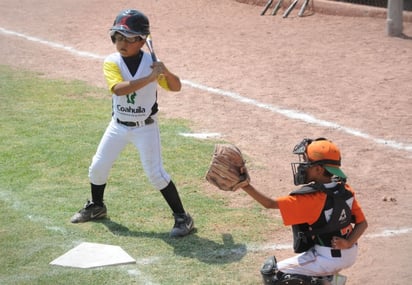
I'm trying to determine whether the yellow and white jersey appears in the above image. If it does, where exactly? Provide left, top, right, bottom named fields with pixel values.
left=103, top=52, right=157, bottom=122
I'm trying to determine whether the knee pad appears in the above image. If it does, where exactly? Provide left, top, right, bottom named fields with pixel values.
left=260, top=256, right=278, bottom=285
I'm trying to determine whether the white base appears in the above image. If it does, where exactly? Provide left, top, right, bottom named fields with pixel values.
left=50, top=242, right=136, bottom=268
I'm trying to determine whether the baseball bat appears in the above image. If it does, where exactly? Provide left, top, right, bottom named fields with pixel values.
left=271, top=0, right=283, bottom=15
left=146, top=34, right=158, bottom=62
left=260, top=0, right=273, bottom=16
left=146, top=34, right=167, bottom=86
left=298, top=0, right=310, bottom=17
left=283, top=0, right=299, bottom=18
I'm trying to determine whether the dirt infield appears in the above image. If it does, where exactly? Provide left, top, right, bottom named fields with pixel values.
left=1, top=0, right=411, bottom=284
left=240, top=0, right=412, bottom=22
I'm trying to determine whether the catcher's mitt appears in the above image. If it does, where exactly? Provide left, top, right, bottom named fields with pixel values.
left=205, top=144, right=250, bottom=191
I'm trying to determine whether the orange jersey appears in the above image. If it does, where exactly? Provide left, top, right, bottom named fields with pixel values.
left=276, top=183, right=366, bottom=226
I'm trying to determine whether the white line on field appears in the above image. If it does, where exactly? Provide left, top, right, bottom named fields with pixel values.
left=1, top=27, right=412, bottom=153
left=0, top=28, right=104, bottom=60
left=127, top=268, right=159, bottom=285
left=179, top=132, right=221, bottom=139
left=364, top=227, right=412, bottom=238
left=251, top=227, right=412, bottom=251
left=181, top=80, right=412, bottom=153
left=0, top=186, right=410, bottom=259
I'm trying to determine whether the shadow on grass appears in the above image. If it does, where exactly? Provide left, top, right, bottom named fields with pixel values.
left=98, top=219, right=247, bottom=265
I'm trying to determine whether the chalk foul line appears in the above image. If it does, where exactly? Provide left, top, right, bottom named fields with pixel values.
left=181, top=80, right=412, bottom=153
left=1, top=27, right=411, bottom=153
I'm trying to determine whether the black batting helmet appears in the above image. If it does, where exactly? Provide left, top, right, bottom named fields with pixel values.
left=110, top=9, right=150, bottom=42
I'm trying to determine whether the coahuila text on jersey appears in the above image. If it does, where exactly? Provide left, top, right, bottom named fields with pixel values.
left=116, top=105, right=146, bottom=113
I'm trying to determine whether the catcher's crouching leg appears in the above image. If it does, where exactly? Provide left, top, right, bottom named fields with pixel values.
left=260, top=256, right=279, bottom=285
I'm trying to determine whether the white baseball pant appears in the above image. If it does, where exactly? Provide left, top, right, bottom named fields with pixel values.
left=88, top=115, right=171, bottom=190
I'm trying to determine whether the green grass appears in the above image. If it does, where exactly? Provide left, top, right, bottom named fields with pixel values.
left=0, top=65, right=282, bottom=285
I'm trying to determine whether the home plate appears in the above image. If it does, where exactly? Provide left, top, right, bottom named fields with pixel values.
left=179, top=132, right=221, bottom=139
left=50, top=242, right=136, bottom=268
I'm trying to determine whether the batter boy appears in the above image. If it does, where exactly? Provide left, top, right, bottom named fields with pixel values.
left=71, top=9, right=194, bottom=238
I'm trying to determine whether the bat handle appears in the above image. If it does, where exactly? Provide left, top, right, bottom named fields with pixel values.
left=298, top=0, right=309, bottom=17
left=146, top=35, right=158, bottom=62
left=261, top=0, right=273, bottom=15
left=283, top=0, right=298, bottom=18
left=151, top=52, right=158, bottom=62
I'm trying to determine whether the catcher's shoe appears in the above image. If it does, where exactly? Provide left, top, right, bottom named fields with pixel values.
left=170, top=213, right=194, bottom=237
left=70, top=200, right=107, bottom=223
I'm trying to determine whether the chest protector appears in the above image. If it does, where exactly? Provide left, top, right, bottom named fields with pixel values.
left=290, top=182, right=353, bottom=253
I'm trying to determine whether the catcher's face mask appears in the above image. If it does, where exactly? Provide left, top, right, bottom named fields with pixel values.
left=291, top=137, right=345, bottom=185
left=291, top=138, right=313, bottom=185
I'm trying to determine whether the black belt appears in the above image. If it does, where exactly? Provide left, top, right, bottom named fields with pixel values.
left=116, top=117, right=154, bottom=127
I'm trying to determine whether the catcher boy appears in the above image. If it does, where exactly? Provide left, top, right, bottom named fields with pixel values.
left=207, top=138, right=368, bottom=284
